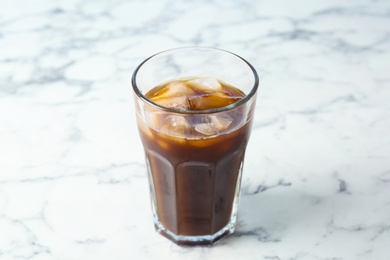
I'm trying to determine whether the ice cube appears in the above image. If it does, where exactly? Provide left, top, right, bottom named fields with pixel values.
left=145, top=109, right=166, bottom=130
left=207, top=114, right=233, bottom=131
left=151, top=95, right=190, bottom=110
left=187, top=77, right=222, bottom=92
left=154, top=81, right=195, bottom=98
left=189, top=93, right=239, bottom=110
left=194, top=123, right=217, bottom=136
left=160, top=115, right=191, bottom=137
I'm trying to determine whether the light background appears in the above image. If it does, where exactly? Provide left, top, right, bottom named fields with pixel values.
left=0, top=0, right=390, bottom=259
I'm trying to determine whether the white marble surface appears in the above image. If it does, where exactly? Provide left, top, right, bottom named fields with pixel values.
left=1, top=0, right=390, bottom=259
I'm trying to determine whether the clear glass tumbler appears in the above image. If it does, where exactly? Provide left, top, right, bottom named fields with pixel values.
left=132, top=47, right=258, bottom=246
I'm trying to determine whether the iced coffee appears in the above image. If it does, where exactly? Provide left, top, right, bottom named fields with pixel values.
left=132, top=47, right=258, bottom=246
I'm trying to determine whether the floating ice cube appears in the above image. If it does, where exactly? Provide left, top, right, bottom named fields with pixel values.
left=152, top=96, right=190, bottom=110
left=161, top=115, right=191, bottom=137
left=187, top=77, right=222, bottom=92
left=154, top=81, right=195, bottom=98
left=189, top=93, right=238, bottom=110
left=194, top=123, right=217, bottom=136
left=207, top=114, right=233, bottom=131
left=145, top=108, right=166, bottom=130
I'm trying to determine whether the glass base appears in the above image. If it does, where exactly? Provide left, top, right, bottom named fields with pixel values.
left=153, top=216, right=237, bottom=246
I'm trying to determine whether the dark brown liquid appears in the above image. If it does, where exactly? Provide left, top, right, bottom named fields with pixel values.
left=138, top=78, right=253, bottom=239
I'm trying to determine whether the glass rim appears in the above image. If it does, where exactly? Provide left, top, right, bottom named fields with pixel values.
left=131, top=46, right=259, bottom=115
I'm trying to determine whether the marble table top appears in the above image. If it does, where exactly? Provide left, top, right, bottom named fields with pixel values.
left=1, top=0, right=390, bottom=259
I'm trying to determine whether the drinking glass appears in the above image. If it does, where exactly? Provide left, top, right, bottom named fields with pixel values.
left=132, top=47, right=258, bottom=246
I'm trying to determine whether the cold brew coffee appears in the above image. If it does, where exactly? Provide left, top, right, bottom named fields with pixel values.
left=132, top=47, right=258, bottom=246
left=137, top=77, right=252, bottom=244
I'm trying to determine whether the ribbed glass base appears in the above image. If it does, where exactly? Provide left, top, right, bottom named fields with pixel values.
left=154, top=215, right=237, bottom=246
